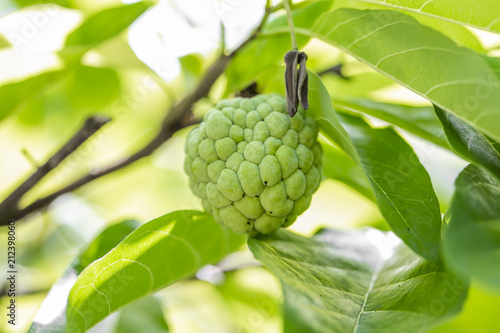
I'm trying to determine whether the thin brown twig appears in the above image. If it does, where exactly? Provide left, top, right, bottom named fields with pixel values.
left=0, top=116, right=110, bottom=225
left=0, top=4, right=278, bottom=226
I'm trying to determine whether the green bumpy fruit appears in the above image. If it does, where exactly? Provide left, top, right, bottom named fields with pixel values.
left=184, top=94, right=322, bottom=236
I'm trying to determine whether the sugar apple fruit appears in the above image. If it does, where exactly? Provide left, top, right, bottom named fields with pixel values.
left=184, top=94, right=322, bottom=236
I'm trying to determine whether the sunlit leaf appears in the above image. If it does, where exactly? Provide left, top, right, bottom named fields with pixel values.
left=114, top=296, right=170, bottom=333
left=65, top=65, right=121, bottom=109
left=436, top=26, right=484, bottom=55
left=434, top=106, right=500, bottom=179
left=0, top=70, right=66, bottom=122
left=268, top=9, right=500, bottom=142
left=443, top=165, right=500, bottom=290
left=332, top=98, right=500, bottom=179
left=1, top=2, right=153, bottom=122
left=414, top=15, right=484, bottom=52
left=333, top=98, right=449, bottom=149
left=249, top=228, right=468, bottom=333
left=29, top=220, right=140, bottom=333
left=65, top=1, right=154, bottom=50
left=91, top=35, right=148, bottom=69
left=309, top=73, right=442, bottom=261
left=308, top=72, right=360, bottom=163
left=341, top=113, right=442, bottom=261
left=65, top=210, right=246, bottom=333
left=332, top=0, right=484, bottom=51
left=216, top=266, right=282, bottom=332
left=430, top=285, right=500, bottom=333
left=349, top=0, right=500, bottom=33
left=179, top=53, right=204, bottom=91
left=11, top=0, right=74, bottom=8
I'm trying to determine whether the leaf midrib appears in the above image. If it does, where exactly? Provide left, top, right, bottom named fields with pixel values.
left=352, top=255, right=385, bottom=332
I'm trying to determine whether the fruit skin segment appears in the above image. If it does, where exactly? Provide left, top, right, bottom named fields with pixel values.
left=184, top=94, right=322, bottom=236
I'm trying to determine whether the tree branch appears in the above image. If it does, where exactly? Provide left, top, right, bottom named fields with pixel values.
left=0, top=5, right=277, bottom=226
left=0, top=116, right=110, bottom=225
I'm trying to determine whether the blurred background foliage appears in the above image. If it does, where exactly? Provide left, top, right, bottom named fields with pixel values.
left=0, top=0, right=499, bottom=332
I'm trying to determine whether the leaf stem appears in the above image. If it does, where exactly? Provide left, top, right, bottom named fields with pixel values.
left=283, top=0, right=297, bottom=50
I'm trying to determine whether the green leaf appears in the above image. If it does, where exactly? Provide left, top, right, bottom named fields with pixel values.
left=332, top=0, right=484, bottom=51
left=179, top=53, right=204, bottom=91
left=429, top=285, right=500, bottom=333
left=308, top=73, right=442, bottom=261
left=11, top=0, right=74, bottom=8
left=0, top=2, right=152, bottom=120
left=273, top=9, right=500, bottom=142
left=443, top=165, right=500, bottom=289
left=349, top=0, right=500, bottom=34
left=74, top=220, right=141, bottom=274
left=0, top=70, right=66, bottom=122
left=0, top=2, right=151, bottom=122
left=414, top=15, right=484, bottom=52
left=339, top=113, right=442, bottom=261
left=332, top=98, right=449, bottom=149
left=331, top=98, right=500, bottom=180
left=249, top=228, right=468, bottom=333
left=0, top=33, right=10, bottom=49
left=483, top=55, right=500, bottom=77
left=66, top=210, right=246, bottom=333
left=434, top=106, right=500, bottom=179
left=65, top=65, right=121, bottom=109
left=224, top=1, right=332, bottom=94
left=115, top=296, right=169, bottom=333
left=321, top=141, right=375, bottom=201
left=308, top=72, right=360, bottom=164
left=65, top=1, right=153, bottom=50
left=29, top=219, right=140, bottom=333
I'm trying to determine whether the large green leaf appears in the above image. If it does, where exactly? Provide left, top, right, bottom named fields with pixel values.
left=249, top=228, right=468, bottom=333
left=269, top=9, right=500, bottom=142
left=65, top=1, right=153, bottom=50
left=333, top=98, right=449, bottom=149
left=332, top=98, right=500, bottom=179
left=434, top=106, right=500, bottom=179
left=340, top=113, right=442, bottom=261
left=443, top=165, right=500, bottom=290
left=65, top=65, right=121, bottom=109
left=331, top=0, right=484, bottom=52
left=224, top=1, right=332, bottom=94
left=308, top=73, right=442, bottom=261
left=29, top=220, right=140, bottom=333
left=349, top=0, right=500, bottom=33
left=114, top=296, right=170, bottom=333
left=321, top=141, right=375, bottom=201
left=66, top=210, right=246, bottom=333
left=0, top=70, right=66, bottom=122
left=413, top=14, right=484, bottom=52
